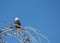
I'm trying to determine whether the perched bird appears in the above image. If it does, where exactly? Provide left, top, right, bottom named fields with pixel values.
left=14, top=17, right=21, bottom=31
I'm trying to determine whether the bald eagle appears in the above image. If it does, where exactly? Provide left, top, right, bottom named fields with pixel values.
left=14, top=17, right=21, bottom=31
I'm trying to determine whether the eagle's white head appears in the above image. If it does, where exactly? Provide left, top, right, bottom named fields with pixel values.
left=15, top=17, right=19, bottom=21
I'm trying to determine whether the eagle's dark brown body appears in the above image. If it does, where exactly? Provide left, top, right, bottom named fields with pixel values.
left=14, top=20, right=21, bottom=28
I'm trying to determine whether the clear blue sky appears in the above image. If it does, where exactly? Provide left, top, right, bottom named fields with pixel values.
left=0, top=0, right=60, bottom=43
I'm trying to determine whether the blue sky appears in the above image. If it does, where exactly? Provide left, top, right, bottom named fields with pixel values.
left=0, top=0, right=60, bottom=43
